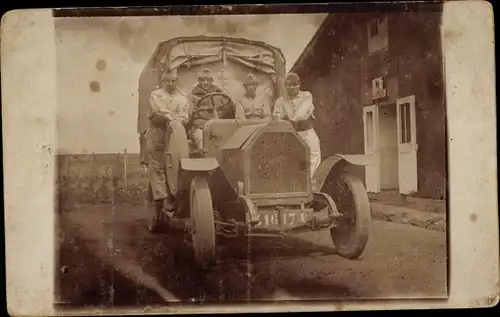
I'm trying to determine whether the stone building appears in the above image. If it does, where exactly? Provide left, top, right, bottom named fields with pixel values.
left=290, top=4, right=446, bottom=199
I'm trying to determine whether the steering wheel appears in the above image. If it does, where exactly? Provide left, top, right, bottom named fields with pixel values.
left=194, top=92, right=236, bottom=119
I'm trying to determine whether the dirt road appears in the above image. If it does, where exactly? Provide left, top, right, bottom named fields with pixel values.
left=55, top=202, right=447, bottom=308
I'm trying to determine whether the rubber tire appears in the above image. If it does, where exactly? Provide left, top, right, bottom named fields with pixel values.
left=330, top=173, right=371, bottom=259
left=190, top=175, right=216, bottom=269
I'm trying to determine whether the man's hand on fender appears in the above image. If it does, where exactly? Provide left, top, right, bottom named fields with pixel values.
left=164, top=114, right=174, bottom=122
left=283, top=117, right=301, bottom=130
left=284, top=116, right=295, bottom=125
left=150, top=113, right=167, bottom=125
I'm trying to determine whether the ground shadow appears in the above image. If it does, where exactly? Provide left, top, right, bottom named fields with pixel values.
left=57, top=205, right=355, bottom=307
left=132, top=218, right=353, bottom=303
left=276, top=277, right=355, bottom=299
left=216, top=234, right=337, bottom=263
left=56, top=230, right=167, bottom=309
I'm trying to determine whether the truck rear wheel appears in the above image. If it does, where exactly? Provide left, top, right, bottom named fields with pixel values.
left=190, top=175, right=216, bottom=269
left=330, top=173, right=371, bottom=259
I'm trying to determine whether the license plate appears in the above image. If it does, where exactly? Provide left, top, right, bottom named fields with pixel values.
left=255, top=210, right=308, bottom=228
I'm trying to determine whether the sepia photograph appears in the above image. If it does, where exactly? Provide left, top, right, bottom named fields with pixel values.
left=2, top=1, right=498, bottom=315
left=53, top=2, right=448, bottom=307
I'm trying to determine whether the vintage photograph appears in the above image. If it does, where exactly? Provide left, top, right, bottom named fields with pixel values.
left=52, top=3, right=450, bottom=309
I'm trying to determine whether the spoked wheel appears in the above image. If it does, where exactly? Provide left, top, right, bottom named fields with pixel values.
left=194, top=92, right=236, bottom=119
left=329, top=173, right=371, bottom=259
left=146, top=183, right=162, bottom=233
left=190, top=175, right=216, bottom=269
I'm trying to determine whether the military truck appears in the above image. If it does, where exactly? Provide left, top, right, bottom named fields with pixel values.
left=138, top=36, right=373, bottom=268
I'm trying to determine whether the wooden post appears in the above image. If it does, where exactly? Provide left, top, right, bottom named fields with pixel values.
left=90, top=152, right=96, bottom=178
left=123, top=148, right=128, bottom=190
left=108, top=152, right=119, bottom=272
left=65, top=155, right=70, bottom=179
left=90, top=152, right=96, bottom=170
left=89, top=153, right=96, bottom=197
left=111, top=153, right=120, bottom=208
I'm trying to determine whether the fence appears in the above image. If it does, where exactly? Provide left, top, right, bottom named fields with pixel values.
left=56, top=150, right=149, bottom=210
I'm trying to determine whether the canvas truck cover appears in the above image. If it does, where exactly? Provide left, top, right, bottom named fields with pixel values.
left=137, top=36, right=287, bottom=135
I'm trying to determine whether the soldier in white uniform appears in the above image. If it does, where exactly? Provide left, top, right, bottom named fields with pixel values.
left=146, top=69, right=190, bottom=214
left=272, top=72, right=322, bottom=179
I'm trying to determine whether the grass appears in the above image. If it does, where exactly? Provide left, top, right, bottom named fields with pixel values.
left=56, top=171, right=149, bottom=212
left=56, top=153, right=151, bottom=211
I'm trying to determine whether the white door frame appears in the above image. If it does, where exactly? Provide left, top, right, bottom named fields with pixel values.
left=396, top=95, right=418, bottom=194
left=363, top=104, right=381, bottom=193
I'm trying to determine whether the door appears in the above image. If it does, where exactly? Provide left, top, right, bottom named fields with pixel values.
left=396, top=95, right=418, bottom=194
left=363, top=105, right=380, bottom=193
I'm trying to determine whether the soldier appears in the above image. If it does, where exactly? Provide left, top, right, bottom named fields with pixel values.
left=272, top=72, right=322, bottom=179
left=234, top=73, right=272, bottom=120
left=188, top=68, right=225, bottom=150
left=146, top=68, right=190, bottom=215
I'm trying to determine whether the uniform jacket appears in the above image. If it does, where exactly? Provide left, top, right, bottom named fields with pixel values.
left=189, top=84, right=225, bottom=128
left=147, top=88, right=190, bottom=152
left=272, top=90, right=316, bottom=131
left=234, top=94, right=272, bottom=119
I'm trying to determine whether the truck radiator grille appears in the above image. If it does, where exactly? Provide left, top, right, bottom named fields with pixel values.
left=248, top=132, right=309, bottom=195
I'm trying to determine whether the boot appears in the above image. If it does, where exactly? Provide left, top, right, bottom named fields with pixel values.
left=153, top=200, right=163, bottom=221
left=162, top=197, right=176, bottom=219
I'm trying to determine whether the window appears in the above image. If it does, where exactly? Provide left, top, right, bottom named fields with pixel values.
left=369, top=20, right=379, bottom=38
left=399, top=102, right=412, bottom=144
left=368, top=15, right=389, bottom=55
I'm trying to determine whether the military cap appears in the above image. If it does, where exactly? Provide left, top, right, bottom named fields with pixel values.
left=198, top=68, right=214, bottom=79
left=285, top=72, right=301, bottom=84
left=161, top=68, right=178, bottom=80
left=243, top=73, right=258, bottom=85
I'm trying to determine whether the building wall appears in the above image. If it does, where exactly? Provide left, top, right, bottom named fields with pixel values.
left=292, top=9, right=446, bottom=199
left=292, top=14, right=368, bottom=183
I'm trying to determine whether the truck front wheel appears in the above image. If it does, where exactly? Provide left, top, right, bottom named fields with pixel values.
left=329, top=173, right=371, bottom=259
left=190, top=175, right=216, bottom=269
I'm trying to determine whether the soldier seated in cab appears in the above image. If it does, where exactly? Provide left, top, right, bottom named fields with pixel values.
left=188, top=68, right=243, bottom=150
left=188, top=68, right=225, bottom=151
left=234, top=73, right=272, bottom=120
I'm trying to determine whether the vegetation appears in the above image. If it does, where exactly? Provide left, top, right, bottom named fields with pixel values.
left=56, top=153, right=148, bottom=212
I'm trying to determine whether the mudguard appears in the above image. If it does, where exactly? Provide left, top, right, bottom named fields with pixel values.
left=180, top=157, right=219, bottom=172
left=315, top=154, right=376, bottom=192
left=180, top=157, right=237, bottom=202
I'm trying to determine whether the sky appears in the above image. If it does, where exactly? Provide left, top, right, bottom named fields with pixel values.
left=55, top=14, right=327, bottom=154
